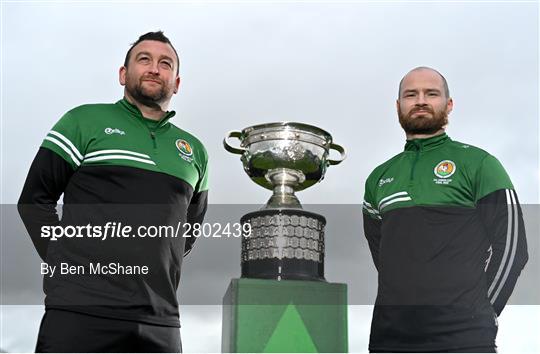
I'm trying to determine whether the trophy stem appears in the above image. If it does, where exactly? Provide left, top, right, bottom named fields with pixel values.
left=264, top=168, right=305, bottom=209
left=266, top=185, right=302, bottom=209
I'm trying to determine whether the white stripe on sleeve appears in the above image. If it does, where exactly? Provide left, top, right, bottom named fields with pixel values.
left=48, top=130, right=83, bottom=160
left=490, top=189, right=519, bottom=304
left=488, top=189, right=514, bottom=299
left=44, top=136, right=81, bottom=166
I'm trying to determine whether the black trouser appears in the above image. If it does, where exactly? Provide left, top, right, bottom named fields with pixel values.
left=35, top=309, right=182, bottom=353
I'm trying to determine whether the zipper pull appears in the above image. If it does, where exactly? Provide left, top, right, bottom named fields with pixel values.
left=410, top=141, right=421, bottom=181
left=150, top=132, right=157, bottom=148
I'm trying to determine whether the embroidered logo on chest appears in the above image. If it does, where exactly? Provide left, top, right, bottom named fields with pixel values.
left=378, top=177, right=394, bottom=187
left=433, top=160, right=456, bottom=185
left=176, top=139, right=194, bottom=163
left=104, top=127, right=125, bottom=135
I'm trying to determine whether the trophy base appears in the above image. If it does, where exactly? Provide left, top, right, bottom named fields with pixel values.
left=240, top=209, right=326, bottom=281
left=241, top=258, right=325, bottom=281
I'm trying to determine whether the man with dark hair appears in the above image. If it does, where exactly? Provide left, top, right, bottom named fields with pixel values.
left=18, top=31, right=208, bottom=352
left=124, top=31, right=180, bottom=75
left=362, top=67, right=528, bottom=353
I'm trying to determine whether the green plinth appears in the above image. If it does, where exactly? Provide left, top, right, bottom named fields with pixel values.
left=222, top=278, right=348, bottom=353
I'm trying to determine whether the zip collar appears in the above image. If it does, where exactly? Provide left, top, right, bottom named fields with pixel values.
left=404, top=132, right=450, bottom=152
left=116, top=98, right=176, bottom=129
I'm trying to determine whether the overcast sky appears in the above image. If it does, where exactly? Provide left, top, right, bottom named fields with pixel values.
left=1, top=1, right=539, bottom=353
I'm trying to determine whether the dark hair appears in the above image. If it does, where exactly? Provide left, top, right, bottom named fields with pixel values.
left=398, top=66, right=450, bottom=98
left=124, top=31, right=180, bottom=75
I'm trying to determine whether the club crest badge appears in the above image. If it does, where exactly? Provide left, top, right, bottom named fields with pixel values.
left=434, top=160, right=456, bottom=178
left=176, top=139, right=193, bottom=156
left=176, top=139, right=193, bottom=162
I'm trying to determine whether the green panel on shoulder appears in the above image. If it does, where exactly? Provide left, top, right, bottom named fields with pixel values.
left=40, top=100, right=209, bottom=191
left=363, top=134, right=515, bottom=216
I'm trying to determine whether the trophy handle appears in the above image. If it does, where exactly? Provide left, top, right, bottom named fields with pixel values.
left=223, top=131, right=247, bottom=155
left=327, top=143, right=346, bottom=165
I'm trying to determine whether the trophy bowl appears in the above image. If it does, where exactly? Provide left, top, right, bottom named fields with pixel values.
left=224, top=122, right=346, bottom=280
left=224, top=122, right=345, bottom=208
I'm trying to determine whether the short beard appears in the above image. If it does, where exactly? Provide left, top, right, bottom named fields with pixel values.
left=126, top=77, right=170, bottom=109
left=398, top=106, right=448, bottom=135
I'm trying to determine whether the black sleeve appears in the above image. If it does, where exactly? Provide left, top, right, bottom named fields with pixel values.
left=478, top=188, right=528, bottom=316
left=17, top=148, right=74, bottom=261
left=183, top=190, right=208, bottom=256
left=363, top=213, right=382, bottom=272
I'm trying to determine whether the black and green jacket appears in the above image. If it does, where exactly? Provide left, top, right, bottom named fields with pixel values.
left=18, top=98, right=209, bottom=327
left=362, top=133, right=528, bottom=352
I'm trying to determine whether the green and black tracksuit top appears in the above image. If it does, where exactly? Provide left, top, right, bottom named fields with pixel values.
left=18, top=98, right=209, bottom=327
left=362, top=133, right=528, bottom=352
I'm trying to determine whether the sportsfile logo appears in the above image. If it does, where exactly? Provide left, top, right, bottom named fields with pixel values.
left=104, top=127, right=126, bottom=135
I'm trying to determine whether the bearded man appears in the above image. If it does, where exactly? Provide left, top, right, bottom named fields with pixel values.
left=362, top=67, right=528, bottom=353
left=18, top=31, right=209, bottom=352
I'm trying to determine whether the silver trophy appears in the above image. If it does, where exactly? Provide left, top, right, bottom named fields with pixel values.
left=224, top=122, right=346, bottom=280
